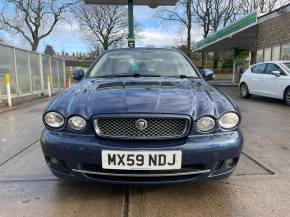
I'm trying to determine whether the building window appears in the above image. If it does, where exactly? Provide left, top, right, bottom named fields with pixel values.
left=281, top=44, right=290, bottom=60
left=257, top=49, right=264, bottom=63
left=264, top=48, right=271, bottom=61
left=272, top=46, right=281, bottom=61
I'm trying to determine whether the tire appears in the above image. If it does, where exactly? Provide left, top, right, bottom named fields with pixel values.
left=284, top=88, right=290, bottom=106
left=240, top=83, right=251, bottom=99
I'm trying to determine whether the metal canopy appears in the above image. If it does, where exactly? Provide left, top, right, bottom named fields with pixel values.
left=84, top=0, right=177, bottom=5
left=194, top=11, right=258, bottom=52
left=195, top=25, right=258, bottom=52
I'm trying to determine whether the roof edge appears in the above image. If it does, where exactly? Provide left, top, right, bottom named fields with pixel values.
left=258, top=3, right=290, bottom=23
left=193, top=11, right=258, bottom=52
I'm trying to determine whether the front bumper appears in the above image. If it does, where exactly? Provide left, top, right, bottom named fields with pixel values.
left=40, top=129, right=243, bottom=184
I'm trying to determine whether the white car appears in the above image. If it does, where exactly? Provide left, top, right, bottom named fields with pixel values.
left=239, top=61, right=290, bottom=105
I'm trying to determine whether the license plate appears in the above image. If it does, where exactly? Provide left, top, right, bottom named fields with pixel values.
left=102, top=150, right=182, bottom=170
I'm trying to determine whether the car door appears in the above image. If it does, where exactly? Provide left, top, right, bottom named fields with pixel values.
left=260, top=63, right=289, bottom=99
left=247, top=63, right=267, bottom=95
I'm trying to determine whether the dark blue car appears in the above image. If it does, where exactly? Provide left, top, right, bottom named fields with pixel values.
left=41, top=48, right=243, bottom=184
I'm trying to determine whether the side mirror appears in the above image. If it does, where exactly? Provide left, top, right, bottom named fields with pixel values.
left=201, top=69, right=214, bottom=81
left=271, top=71, right=281, bottom=77
left=72, top=69, right=84, bottom=81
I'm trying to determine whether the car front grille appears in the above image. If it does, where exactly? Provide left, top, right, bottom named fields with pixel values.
left=94, top=115, right=190, bottom=139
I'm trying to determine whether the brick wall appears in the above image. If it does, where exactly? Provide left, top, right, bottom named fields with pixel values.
left=257, top=11, right=290, bottom=49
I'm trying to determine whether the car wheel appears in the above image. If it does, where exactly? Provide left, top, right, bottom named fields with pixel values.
left=240, top=83, right=251, bottom=98
left=284, top=88, right=290, bottom=106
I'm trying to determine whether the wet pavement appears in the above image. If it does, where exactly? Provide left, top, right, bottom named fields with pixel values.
left=0, top=86, right=290, bottom=217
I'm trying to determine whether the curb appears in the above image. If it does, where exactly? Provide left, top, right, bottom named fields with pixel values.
left=0, top=97, right=49, bottom=114
left=209, top=82, right=239, bottom=87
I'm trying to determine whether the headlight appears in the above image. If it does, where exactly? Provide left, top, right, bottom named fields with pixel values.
left=196, top=116, right=215, bottom=132
left=44, top=112, right=64, bottom=128
left=219, top=112, right=240, bottom=130
left=68, top=116, right=86, bottom=131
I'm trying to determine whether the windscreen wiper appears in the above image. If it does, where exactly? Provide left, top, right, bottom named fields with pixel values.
left=95, top=73, right=160, bottom=78
left=166, top=75, right=198, bottom=79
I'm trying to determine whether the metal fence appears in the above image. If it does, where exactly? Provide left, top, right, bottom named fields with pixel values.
left=0, top=42, right=65, bottom=103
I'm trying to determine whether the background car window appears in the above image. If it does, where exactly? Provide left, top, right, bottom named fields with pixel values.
left=251, top=64, right=267, bottom=74
left=265, top=64, right=284, bottom=75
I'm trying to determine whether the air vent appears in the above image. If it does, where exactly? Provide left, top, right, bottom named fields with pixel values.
left=97, top=82, right=123, bottom=89
left=97, top=81, right=175, bottom=89
left=161, top=81, right=174, bottom=87
left=125, top=81, right=160, bottom=87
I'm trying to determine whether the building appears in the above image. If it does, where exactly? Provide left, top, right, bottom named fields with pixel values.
left=256, top=5, right=290, bottom=62
left=194, top=3, right=290, bottom=82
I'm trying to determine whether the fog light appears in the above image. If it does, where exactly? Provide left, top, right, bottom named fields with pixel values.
left=50, top=158, right=58, bottom=164
left=224, top=158, right=234, bottom=169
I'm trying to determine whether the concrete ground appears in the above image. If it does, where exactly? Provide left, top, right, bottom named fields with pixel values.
left=0, top=85, right=290, bottom=217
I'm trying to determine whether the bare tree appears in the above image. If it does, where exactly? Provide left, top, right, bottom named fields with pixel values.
left=210, top=0, right=240, bottom=31
left=0, top=26, right=4, bottom=43
left=192, top=0, right=212, bottom=38
left=75, top=4, right=128, bottom=50
left=156, top=0, right=193, bottom=57
left=0, top=0, right=78, bottom=51
left=192, top=0, right=213, bottom=67
left=237, top=0, right=287, bottom=14
left=209, top=0, right=240, bottom=69
left=192, top=0, right=240, bottom=68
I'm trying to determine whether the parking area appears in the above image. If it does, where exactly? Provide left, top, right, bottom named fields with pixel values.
left=0, top=85, right=290, bottom=217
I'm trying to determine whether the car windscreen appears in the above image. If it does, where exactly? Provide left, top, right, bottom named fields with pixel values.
left=87, top=50, right=199, bottom=78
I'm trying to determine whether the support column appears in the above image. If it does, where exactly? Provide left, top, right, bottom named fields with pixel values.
left=49, top=56, right=53, bottom=90
left=0, top=83, right=2, bottom=104
left=232, top=48, right=240, bottom=83
left=63, top=60, right=66, bottom=88
left=56, top=60, right=60, bottom=89
left=128, top=0, right=135, bottom=48
left=39, top=54, right=44, bottom=94
left=27, top=52, right=33, bottom=92
left=13, top=47, right=19, bottom=95
left=232, top=59, right=237, bottom=83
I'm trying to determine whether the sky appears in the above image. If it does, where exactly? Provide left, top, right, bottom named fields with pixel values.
left=0, top=5, right=204, bottom=54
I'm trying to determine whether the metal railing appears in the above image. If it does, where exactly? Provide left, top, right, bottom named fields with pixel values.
left=0, top=42, right=65, bottom=104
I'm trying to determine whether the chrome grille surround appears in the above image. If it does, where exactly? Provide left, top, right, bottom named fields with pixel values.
left=93, top=114, right=191, bottom=140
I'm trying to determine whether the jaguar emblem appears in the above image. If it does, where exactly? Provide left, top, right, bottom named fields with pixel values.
left=135, top=119, right=148, bottom=131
